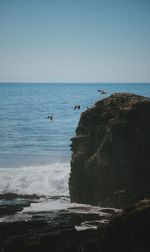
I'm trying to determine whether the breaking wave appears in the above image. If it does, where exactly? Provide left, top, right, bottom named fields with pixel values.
left=0, top=162, right=70, bottom=196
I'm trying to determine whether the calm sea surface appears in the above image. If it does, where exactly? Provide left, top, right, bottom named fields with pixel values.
left=0, top=83, right=150, bottom=198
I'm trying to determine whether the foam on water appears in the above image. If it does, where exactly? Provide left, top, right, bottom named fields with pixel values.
left=0, top=162, right=70, bottom=196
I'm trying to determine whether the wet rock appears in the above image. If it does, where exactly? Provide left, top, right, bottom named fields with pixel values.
left=0, top=193, right=42, bottom=217
left=0, top=210, right=104, bottom=252
left=69, top=93, right=150, bottom=208
left=0, top=205, right=25, bottom=216
left=98, top=199, right=150, bottom=252
left=0, top=193, right=41, bottom=201
left=100, top=209, right=115, bottom=215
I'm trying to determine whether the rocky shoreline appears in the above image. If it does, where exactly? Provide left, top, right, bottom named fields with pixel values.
left=1, top=93, right=150, bottom=251
left=0, top=194, right=150, bottom=252
left=0, top=193, right=119, bottom=252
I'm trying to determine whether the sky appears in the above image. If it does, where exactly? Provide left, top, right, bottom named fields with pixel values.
left=0, top=0, right=150, bottom=83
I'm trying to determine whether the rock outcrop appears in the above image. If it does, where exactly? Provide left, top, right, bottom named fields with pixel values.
left=0, top=204, right=115, bottom=252
left=99, top=199, right=150, bottom=252
left=69, top=93, right=150, bottom=208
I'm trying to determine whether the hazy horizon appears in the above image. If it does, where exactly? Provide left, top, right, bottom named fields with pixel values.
left=0, top=81, right=150, bottom=84
left=0, top=0, right=150, bottom=83
left=0, top=81, right=150, bottom=85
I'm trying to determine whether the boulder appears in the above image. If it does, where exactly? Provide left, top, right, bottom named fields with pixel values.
left=69, top=93, right=150, bottom=208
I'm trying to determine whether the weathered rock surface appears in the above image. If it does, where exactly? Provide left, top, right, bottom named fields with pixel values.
left=0, top=208, right=111, bottom=252
left=0, top=193, right=120, bottom=252
left=0, top=194, right=40, bottom=217
left=99, top=199, right=150, bottom=252
left=0, top=198, right=149, bottom=252
left=69, top=93, right=150, bottom=208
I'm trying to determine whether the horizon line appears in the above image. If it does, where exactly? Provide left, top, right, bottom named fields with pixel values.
left=0, top=81, right=150, bottom=84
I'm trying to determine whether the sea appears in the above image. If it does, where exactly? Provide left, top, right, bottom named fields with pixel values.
left=0, top=83, right=150, bottom=214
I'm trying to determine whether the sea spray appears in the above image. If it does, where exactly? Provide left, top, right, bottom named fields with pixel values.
left=0, top=162, right=70, bottom=196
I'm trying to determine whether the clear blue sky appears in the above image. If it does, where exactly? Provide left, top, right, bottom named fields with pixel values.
left=0, top=0, right=150, bottom=82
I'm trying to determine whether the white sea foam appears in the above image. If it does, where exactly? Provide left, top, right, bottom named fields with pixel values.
left=0, top=162, right=70, bottom=196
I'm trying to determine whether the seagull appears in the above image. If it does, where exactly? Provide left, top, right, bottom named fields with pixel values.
left=48, top=116, right=53, bottom=120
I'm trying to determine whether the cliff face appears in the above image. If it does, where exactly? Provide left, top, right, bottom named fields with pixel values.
left=69, top=93, right=150, bottom=208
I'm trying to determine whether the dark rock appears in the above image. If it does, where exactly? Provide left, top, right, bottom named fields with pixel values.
left=98, top=199, right=150, bottom=252
left=0, top=210, right=103, bottom=252
left=0, top=194, right=39, bottom=217
left=0, top=204, right=26, bottom=216
left=69, top=93, right=150, bottom=208
left=0, top=193, right=41, bottom=200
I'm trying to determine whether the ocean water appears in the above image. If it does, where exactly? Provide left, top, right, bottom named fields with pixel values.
left=0, top=83, right=150, bottom=200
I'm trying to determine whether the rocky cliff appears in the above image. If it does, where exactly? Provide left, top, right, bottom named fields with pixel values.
left=69, top=93, right=150, bottom=208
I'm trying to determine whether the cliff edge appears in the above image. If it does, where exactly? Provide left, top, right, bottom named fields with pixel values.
left=69, top=93, right=150, bottom=208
